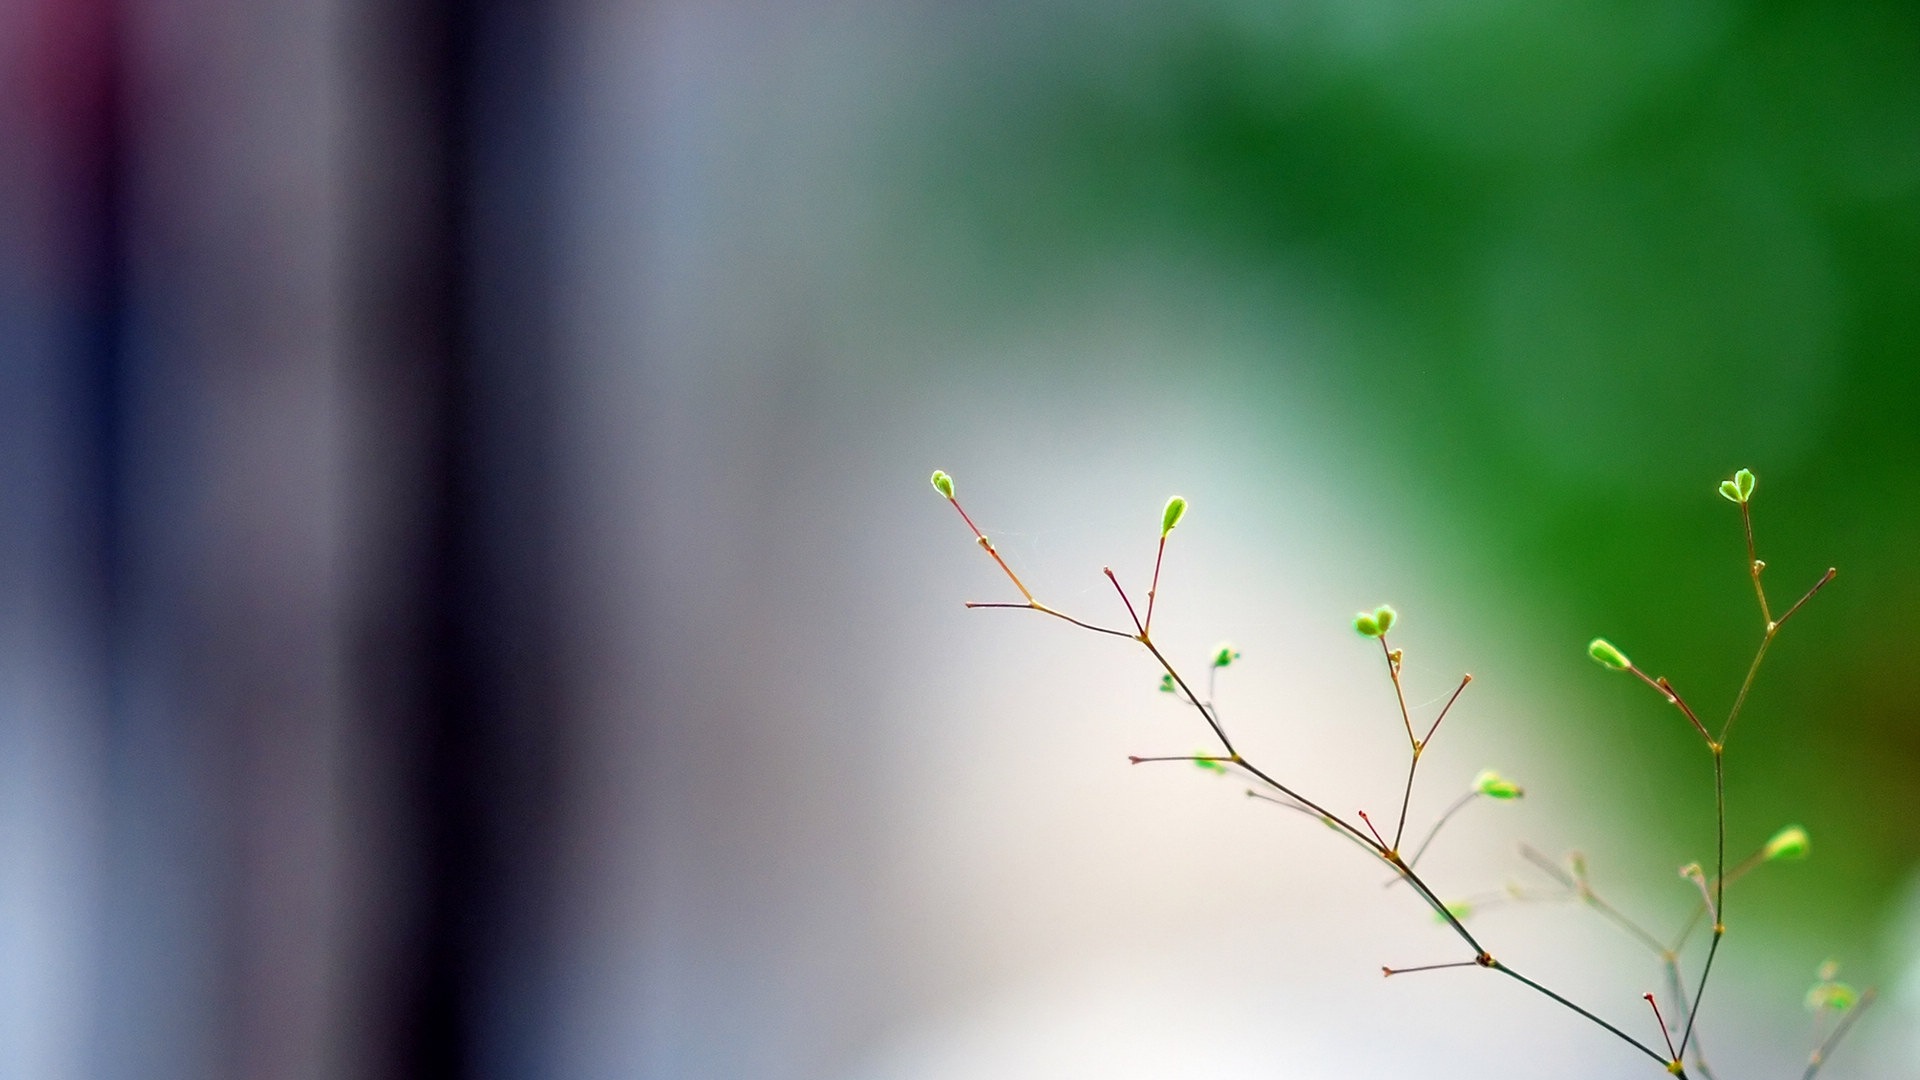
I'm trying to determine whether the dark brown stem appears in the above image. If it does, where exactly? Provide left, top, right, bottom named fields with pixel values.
left=1422, top=673, right=1473, bottom=746
left=1627, top=665, right=1716, bottom=748
left=1491, top=961, right=1677, bottom=1072
left=1645, top=993, right=1681, bottom=1065
left=965, top=601, right=1138, bottom=639
left=1102, top=567, right=1145, bottom=636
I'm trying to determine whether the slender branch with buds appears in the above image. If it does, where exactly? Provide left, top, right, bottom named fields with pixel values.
left=929, top=466, right=1871, bottom=1077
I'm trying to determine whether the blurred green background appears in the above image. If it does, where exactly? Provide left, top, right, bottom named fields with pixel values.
left=864, top=0, right=1919, bottom=961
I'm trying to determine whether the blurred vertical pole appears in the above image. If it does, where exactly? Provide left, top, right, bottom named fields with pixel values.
left=0, top=1, right=121, bottom=1077
left=342, top=0, right=562, bottom=1076
left=100, top=0, right=354, bottom=1075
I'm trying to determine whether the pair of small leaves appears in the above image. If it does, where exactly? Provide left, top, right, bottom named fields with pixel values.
left=1353, top=604, right=1398, bottom=638
left=1718, top=467, right=1756, bottom=505
left=930, top=469, right=955, bottom=500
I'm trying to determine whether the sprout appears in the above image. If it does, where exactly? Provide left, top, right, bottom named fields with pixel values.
left=1354, top=612, right=1382, bottom=638
left=1158, top=673, right=1176, bottom=694
left=1764, top=824, right=1810, bottom=861
left=1472, top=769, right=1524, bottom=800
left=1805, top=961, right=1859, bottom=1013
left=930, top=469, right=955, bottom=500
left=1718, top=479, right=1741, bottom=503
left=1373, top=605, right=1397, bottom=634
left=1161, top=495, right=1188, bottom=536
left=1679, top=861, right=1706, bottom=884
left=1588, top=638, right=1631, bottom=671
left=1734, top=468, right=1755, bottom=502
left=1211, top=643, right=1241, bottom=668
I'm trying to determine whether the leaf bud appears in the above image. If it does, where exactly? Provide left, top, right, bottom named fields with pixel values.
left=1161, top=495, right=1188, bottom=536
left=1764, top=824, right=1810, bottom=861
left=1472, top=769, right=1524, bottom=800
left=1588, top=638, right=1631, bottom=671
left=1373, top=605, right=1397, bottom=634
left=930, top=469, right=955, bottom=500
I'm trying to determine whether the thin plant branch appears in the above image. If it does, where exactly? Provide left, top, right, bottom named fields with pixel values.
left=1802, top=988, right=1876, bottom=1080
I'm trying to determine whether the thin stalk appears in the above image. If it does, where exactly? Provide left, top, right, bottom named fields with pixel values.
left=1678, top=749, right=1725, bottom=1059
left=1383, top=960, right=1481, bottom=977
left=1386, top=791, right=1477, bottom=887
left=1143, top=535, right=1167, bottom=635
left=1645, top=994, right=1682, bottom=1065
left=1581, top=885, right=1670, bottom=958
left=1802, top=989, right=1876, bottom=1080
left=1741, top=501, right=1770, bottom=625
left=965, top=601, right=1136, bottom=639
left=1391, top=749, right=1420, bottom=853
left=1422, top=673, right=1473, bottom=746
left=1491, top=961, right=1678, bottom=1072
left=947, top=496, right=1033, bottom=601
left=1103, top=567, right=1145, bottom=636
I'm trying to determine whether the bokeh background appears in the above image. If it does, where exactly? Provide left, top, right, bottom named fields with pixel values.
left=2, top=0, right=1916, bottom=1077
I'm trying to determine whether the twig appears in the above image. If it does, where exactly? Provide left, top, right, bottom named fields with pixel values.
left=1802, top=988, right=1876, bottom=1080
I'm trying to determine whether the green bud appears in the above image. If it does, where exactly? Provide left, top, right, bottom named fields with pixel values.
left=1588, top=638, right=1631, bottom=671
left=1194, top=755, right=1228, bottom=774
left=1435, top=901, right=1473, bottom=924
left=1679, top=861, right=1706, bottom=883
left=1472, top=769, right=1524, bottom=800
left=1161, top=495, right=1188, bottom=537
left=1158, top=673, right=1175, bottom=694
left=930, top=469, right=955, bottom=500
left=1353, top=612, right=1382, bottom=638
left=1764, top=824, right=1810, bottom=861
left=1735, top=468, right=1755, bottom=502
left=1211, top=642, right=1241, bottom=668
left=1373, top=605, right=1397, bottom=634
left=1805, top=978, right=1859, bottom=1013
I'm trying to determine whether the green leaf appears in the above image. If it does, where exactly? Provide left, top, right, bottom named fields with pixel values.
left=1764, top=824, right=1810, bottom=861
left=1719, top=479, right=1742, bottom=503
left=1472, top=769, right=1524, bottom=800
left=1734, top=468, right=1755, bottom=502
left=1373, top=605, right=1397, bottom=634
left=1194, top=756, right=1228, bottom=774
left=1588, top=638, right=1631, bottom=671
left=1353, top=612, right=1382, bottom=638
left=1435, top=901, right=1473, bottom=924
left=930, top=469, right=955, bottom=500
left=1161, top=495, right=1188, bottom=536
left=1211, top=642, right=1240, bottom=668
left=1158, top=673, right=1175, bottom=694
